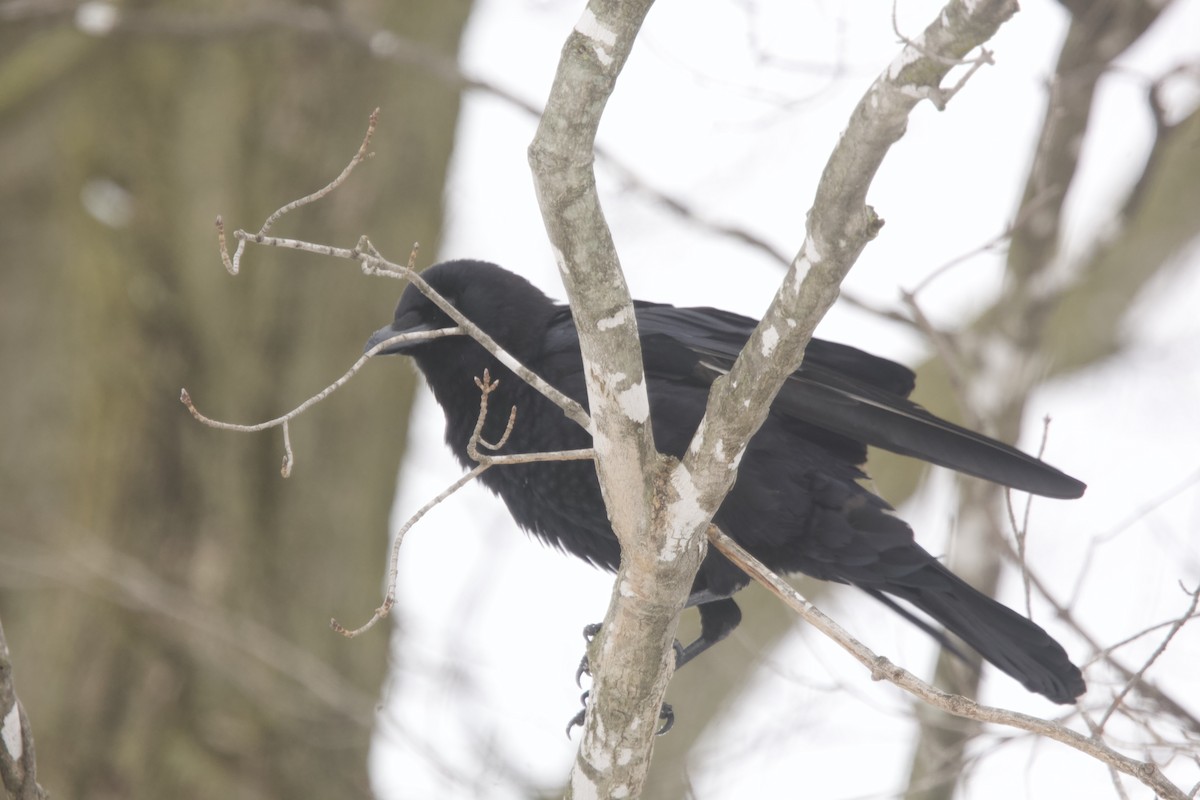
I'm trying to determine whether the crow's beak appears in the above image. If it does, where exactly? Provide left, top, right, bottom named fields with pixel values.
left=365, top=321, right=433, bottom=355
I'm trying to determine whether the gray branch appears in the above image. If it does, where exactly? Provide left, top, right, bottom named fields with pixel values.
left=530, top=0, right=1019, bottom=796
left=0, top=618, right=48, bottom=800
left=530, top=3, right=699, bottom=796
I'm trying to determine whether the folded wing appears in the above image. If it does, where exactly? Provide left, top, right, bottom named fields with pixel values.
left=634, top=303, right=1085, bottom=499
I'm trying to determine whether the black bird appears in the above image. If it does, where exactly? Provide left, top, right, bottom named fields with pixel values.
left=367, top=259, right=1086, bottom=705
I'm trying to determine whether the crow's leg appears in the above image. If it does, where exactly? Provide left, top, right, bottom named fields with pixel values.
left=676, top=595, right=742, bottom=670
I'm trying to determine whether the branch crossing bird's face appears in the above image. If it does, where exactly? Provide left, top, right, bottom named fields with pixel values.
left=365, top=260, right=558, bottom=359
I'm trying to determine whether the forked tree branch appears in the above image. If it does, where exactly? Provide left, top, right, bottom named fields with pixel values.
left=529, top=1, right=1021, bottom=795
left=896, top=4, right=1187, bottom=796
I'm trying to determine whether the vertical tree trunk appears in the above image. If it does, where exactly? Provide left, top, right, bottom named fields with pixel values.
left=0, top=2, right=473, bottom=797
left=899, top=4, right=1186, bottom=797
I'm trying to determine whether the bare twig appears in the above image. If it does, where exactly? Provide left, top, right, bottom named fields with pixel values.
left=985, top=530, right=1200, bottom=736
left=904, top=185, right=1063, bottom=299
left=218, top=109, right=378, bottom=276
left=889, top=0, right=998, bottom=108
left=1004, top=415, right=1055, bottom=618
left=280, top=420, right=293, bottom=478
left=1081, top=710, right=1136, bottom=800
left=705, top=525, right=1190, bottom=800
left=180, top=326, right=465, bottom=438
left=214, top=235, right=593, bottom=428
left=196, top=111, right=594, bottom=470
left=333, top=370, right=593, bottom=637
left=331, top=463, right=488, bottom=638
left=898, top=188, right=1068, bottom=422
left=1096, top=583, right=1200, bottom=733
left=263, top=109, right=377, bottom=231
left=1090, top=613, right=1200, bottom=669
left=469, top=371, right=518, bottom=454
left=464, top=371, right=595, bottom=467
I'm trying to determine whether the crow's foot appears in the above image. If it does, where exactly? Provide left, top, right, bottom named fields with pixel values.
left=565, top=690, right=675, bottom=737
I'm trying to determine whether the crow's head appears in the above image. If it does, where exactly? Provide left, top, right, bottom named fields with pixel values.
left=365, top=259, right=558, bottom=358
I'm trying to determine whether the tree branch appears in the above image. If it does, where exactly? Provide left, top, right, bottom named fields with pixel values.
left=683, top=0, right=1019, bottom=518
left=530, top=4, right=699, bottom=797
left=705, top=526, right=1191, bottom=800
left=528, top=1, right=1021, bottom=795
left=325, top=368, right=593, bottom=639
left=0, top=618, right=47, bottom=800
left=186, top=111, right=594, bottom=475
left=898, top=4, right=1184, bottom=795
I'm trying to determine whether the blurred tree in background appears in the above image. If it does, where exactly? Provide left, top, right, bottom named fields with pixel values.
left=0, top=1, right=472, bottom=797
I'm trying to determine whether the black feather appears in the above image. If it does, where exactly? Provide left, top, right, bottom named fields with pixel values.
left=367, top=259, right=1086, bottom=704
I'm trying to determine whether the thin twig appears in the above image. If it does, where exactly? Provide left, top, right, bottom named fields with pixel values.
left=905, top=185, right=1062, bottom=298
left=217, top=109, right=378, bottom=276
left=898, top=190, right=1065, bottom=430
left=1004, top=415, right=1054, bottom=618
left=180, top=326, right=464, bottom=474
left=464, top=370, right=594, bottom=466
left=280, top=420, right=293, bottom=478
left=330, top=463, right=489, bottom=638
left=222, top=227, right=592, bottom=430
left=928, top=48, right=995, bottom=109
left=262, top=109, right=378, bottom=233
left=988, top=531, right=1200, bottom=736
left=205, top=107, right=592, bottom=455
left=360, top=259, right=592, bottom=431
left=1096, top=583, right=1200, bottom=732
left=233, top=232, right=361, bottom=259
left=1089, top=613, right=1200, bottom=668
left=1081, top=710, right=1135, bottom=800
left=333, top=372, right=508, bottom=637
left=467, top=370, right=518, bottom=458
left=181, top=327, right=465, bottom=434
left=199, top=238, right=592, bottom=474
left=333, top=370, right=594, bottom=637
left=705, top=524, right=1190, bottom=800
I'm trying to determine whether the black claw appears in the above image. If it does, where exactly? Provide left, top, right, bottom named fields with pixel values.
left=566, top=690, right=590, bottom=737
left=565, top=709, right=587, bottom=738
left=569, top=622, right=676, bottom=737
left=576, top=622, right=603, bottom=686
left=657, top=702, right=675, bottom=736
left=575, top=655, right=591, bottom=687
left=566, top=691, right=674, bottom=737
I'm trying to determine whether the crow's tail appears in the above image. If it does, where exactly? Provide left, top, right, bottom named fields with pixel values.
left=863, top=563, right=1085, bottom=704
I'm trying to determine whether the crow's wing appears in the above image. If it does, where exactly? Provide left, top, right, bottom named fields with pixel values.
left=633, top=303, right=1085, bottom=499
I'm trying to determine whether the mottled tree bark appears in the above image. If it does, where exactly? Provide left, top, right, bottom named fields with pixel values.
left=0, top=2, right=473, bottom=797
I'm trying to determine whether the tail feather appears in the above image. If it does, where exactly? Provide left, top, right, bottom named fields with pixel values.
left=865, top=565, right=1085, bottom=704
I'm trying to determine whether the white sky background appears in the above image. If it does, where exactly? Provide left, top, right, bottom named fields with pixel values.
left=371, top=1, right=1200, bottom=798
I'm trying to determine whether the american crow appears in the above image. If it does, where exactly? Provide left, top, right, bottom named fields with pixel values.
left=367, top=259, right=1086, bottom=704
